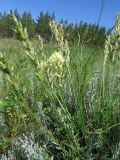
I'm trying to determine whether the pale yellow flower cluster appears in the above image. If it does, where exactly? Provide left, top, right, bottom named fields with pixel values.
left=38, top=51, right=65, bottom=86
left=49, top=20, right=70, bottom=67
left=48, top=51, right=65, bottom=70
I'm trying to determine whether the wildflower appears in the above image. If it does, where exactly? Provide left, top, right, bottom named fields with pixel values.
left=49, top=20, right=70, bottom=67
left=48, top=51, right=65, bottom=70
left=38, top=51, right=65, bottom=86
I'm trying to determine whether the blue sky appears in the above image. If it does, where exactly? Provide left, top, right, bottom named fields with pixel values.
left=0, top=0, right=120, bottom=28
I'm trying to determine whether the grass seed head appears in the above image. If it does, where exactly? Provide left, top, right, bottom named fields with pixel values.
left=104, top=13, right=120, bottom=62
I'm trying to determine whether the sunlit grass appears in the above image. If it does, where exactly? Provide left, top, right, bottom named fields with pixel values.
left=0, top=14, right=120, bottom=159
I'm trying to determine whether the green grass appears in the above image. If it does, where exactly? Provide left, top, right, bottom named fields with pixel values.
left=0, top=33, right=120, bottom=159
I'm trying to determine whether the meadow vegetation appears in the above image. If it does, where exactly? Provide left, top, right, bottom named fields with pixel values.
left=0, top=13, right=120, bottom=160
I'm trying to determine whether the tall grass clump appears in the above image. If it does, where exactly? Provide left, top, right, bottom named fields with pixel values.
left=0, top=13, right=120, bottom=159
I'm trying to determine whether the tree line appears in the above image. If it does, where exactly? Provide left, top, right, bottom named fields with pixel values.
left=0, top=10, right=111, bottom=47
